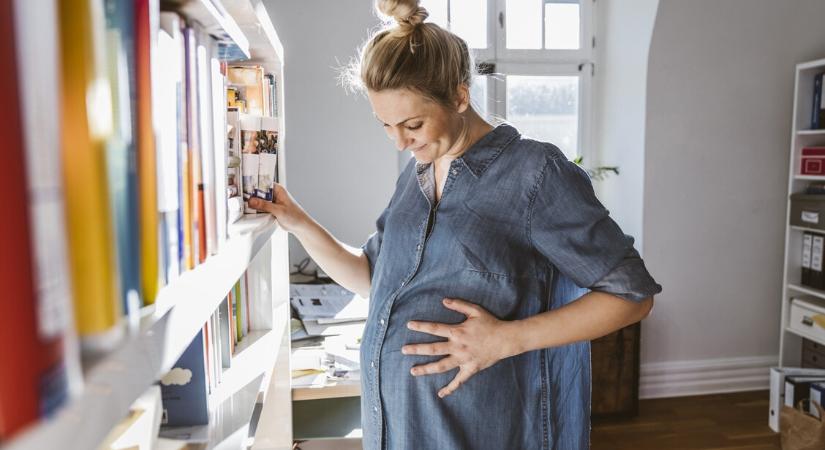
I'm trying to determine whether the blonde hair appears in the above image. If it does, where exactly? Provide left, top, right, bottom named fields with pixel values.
left=344, top=0, right=474, bottom=109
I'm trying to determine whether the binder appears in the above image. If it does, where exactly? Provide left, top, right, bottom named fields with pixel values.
left=803, top=232, right=813, bottom=286
left=770, top=367, right=825, bottom=432
left=812, top=234, right=824, bottom=289
left=811, top=382, right=825, bottom=417
left=785, top=375, right=825, bottom=407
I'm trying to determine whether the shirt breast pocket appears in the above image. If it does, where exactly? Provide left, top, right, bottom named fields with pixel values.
left=456, top=197, right=531, bottom=279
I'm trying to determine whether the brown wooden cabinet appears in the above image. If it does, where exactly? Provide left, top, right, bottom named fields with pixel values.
left=591, top=323, right=640, bottom=419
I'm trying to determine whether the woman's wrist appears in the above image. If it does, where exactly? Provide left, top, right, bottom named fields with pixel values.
left=499, top=319, right=530, bottom=359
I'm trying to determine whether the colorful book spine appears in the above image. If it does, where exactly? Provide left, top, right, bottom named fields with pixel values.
left=135, top=0, right=160, bottom=304
left=183, top=27, right=203, bottom=268
left=1, top=0, right=76, bottom=437
left=59, top=0, right=123, bottom=351
left=104, top=0, right=143, bottom=323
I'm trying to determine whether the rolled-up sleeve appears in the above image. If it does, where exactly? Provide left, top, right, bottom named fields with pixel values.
left=528, top=155, right=661, bottom=302
left=361, top=202, right=391, bottom=280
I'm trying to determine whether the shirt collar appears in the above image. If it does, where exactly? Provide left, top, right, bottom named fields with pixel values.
left=457, top=123, right=520, bottom=178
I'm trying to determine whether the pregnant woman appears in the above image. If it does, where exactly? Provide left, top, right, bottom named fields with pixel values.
left=249, top=1, right=662, bottom=448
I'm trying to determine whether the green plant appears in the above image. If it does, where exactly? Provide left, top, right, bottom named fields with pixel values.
left=573, top=156, right=619, bottom=181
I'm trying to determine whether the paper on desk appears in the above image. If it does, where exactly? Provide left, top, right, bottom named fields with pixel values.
left=292, top=371, right=328, bottom=387
left=290, top=284, right=369, bottom=321
left=292, top=348, right=326, bottom=372
left=301, top=319, right=365, bottom=338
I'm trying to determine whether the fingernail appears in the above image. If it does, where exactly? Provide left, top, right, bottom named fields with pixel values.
left=407, top=322, right=414, bottom=329
left=410, top=368, right=417, bottom=375
left=443, top=299, right=451, bottom=304
left=438, top=391, right=445, bottom=398
left=401, top=347, right=409, bottom=354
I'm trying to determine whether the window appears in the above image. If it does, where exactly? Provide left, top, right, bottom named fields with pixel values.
left=422, top=0, right=594, bottom=161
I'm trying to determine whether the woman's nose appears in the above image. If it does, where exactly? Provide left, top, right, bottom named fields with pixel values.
left=394, top=130, right=412, bottom=151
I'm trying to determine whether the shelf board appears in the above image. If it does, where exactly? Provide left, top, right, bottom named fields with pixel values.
left=292, top=380, right=361, bottom=402
left=789, top=225, right=825, bottom=233
left=3, top=215, right=281, bottom=450
left=788, top=283, right=825, bottom=301
left=223, top=0, right=284, bottom=72
left=797, top=129, right=825, bottom=135
left=174, top=0, right=251, bottom=59
left=785, top=326, right=825, bottom=347
left=159, top=373, right=265, bottom=449
left=797, top=58, right=825, bottom=71
left=794, top=174, right=825, bottom=181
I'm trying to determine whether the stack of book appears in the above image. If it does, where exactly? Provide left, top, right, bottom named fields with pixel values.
left=159, top=270, right=259, bottom=429
left=769, top=367, right=825, bottom=431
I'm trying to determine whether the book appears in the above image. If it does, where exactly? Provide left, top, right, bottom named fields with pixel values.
left=785, top=375, right=825, bottom=407
left=136, top=0, right=161, bottom=305
left=813, top=73, right=822, bottom=129
left=1, top=0, right=76, bottom=437
left=811, top=382, right=825, bottom=417
left=218, top=300, right=232, bottom=368
left=104, top=0, right=143, bottom=322
left=160, top=330, right=209, bottom=427
left=157, top=12, right=184, bottom=285
left=59, top=0, right=123, bottom=351
left=803, top=232, right=813, bottom=286
left=196, top=29, right=218, bottom=258
left=183, top=26, right=203, bottom=267
left=210, top=46, right=228, bottom=252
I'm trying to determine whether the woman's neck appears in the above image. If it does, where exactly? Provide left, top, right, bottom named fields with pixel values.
left=436, top=109, right=494, bottom=166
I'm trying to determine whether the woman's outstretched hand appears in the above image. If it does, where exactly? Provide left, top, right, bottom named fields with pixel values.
left=402, top=298, right=521, bottom=398
left=248, top=183, right=309, bottom=234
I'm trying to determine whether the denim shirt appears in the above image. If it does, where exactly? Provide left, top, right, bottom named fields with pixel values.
left=360, top=124, right=661, bottom=450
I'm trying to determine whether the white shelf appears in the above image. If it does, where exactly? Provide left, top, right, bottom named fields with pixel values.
left=177, top=0, right=251, bottom=59
left=797, top=58, right=825, bottom=71
left=159, top=373, right=265, bottom=449
left=785, top=326, right=825, bottom=347
left=797, top=129, right=825, bottom=135
left=223, top=0, right=284, bottom=73
left=790, top=225, right=825, bottom=234
left=794, top=174, right=825, bottom=181
left=787, top=283, right=825, bottom=301
left=3, top=215, right=281, bottom=450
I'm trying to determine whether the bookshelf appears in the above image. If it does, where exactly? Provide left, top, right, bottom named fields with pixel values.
left=780, top=57, right=825, bottom=367
left=2, top=0, right=293, bottom=449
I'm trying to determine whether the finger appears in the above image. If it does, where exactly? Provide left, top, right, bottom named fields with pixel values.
left=407, top=320, right=452, bottom=338
left=248, top=197, right=280, bottom=215
left=401, top=341, right=450, bottom=356
left=438, top=367, right=474, bottom=398
left=441, top=298, right=482, bottom=318
left=410, top=356, right=458, bottom=376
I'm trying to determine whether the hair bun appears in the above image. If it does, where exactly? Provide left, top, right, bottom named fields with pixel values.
left=378, top=0, right=428, bottom=32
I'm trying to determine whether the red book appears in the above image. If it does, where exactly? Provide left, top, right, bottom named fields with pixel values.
left=0, top=0, right=69, bottom=438
left=802, top=147, right=825, bottom=175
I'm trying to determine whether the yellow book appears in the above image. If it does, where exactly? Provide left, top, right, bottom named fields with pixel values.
left=58, top=0, right=122, bottom=348
left=135, top=0, right=160, bottom=304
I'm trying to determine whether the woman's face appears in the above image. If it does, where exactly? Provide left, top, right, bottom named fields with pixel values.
left=368, top=88, right=468, bottom=164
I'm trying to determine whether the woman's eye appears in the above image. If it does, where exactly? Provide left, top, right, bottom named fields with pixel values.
left=406, top=123, right=423, bottom=130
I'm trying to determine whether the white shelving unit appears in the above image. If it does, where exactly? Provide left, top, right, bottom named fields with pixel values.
left=2, top=1, right=293, bottom=449
left=779, top=57, right=825, bottom=366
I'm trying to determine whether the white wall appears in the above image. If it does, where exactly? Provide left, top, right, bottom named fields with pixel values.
left=594, top=0, right=660, bottom=252
left=641, top=0, right=825, bottom=397
left=265, top=1, right=397, bottom=268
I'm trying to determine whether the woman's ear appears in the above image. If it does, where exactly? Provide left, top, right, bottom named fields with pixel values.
left=455, top=84, right=470, bottom=114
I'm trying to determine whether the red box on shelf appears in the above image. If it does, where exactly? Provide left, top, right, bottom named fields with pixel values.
left=801, top=147, right=825, bottom=175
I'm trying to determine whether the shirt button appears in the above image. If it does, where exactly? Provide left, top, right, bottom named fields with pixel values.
left=371, top=361, right=375, bottom=368
left=451, top=168, right=458, bottom=175
left=416, top=244, right=422, bottom=251
left=380, top=319, right=385, bottom=325
left=374, top=406, right=379, bottom=412
left=400, top=281, right=405, bottom=287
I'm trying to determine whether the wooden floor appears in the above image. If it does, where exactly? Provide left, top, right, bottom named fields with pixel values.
left=591, top=390, right=780, bottom=450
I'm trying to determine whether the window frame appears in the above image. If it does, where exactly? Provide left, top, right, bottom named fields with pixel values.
left=462, top=0, right=596, bottom=164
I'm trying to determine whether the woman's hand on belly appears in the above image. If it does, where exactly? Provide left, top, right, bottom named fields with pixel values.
left=401, top=298, right=520, bottom=398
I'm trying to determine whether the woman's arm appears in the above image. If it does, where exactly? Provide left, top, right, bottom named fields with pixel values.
left=403, top=293, right=654, bottom=398
left=249, top=185, right=371, bottom=297
left=502, top=292, right=653, bottom=357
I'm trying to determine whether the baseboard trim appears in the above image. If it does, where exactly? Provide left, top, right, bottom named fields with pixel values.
left=639, top=355, right=777, bottom=399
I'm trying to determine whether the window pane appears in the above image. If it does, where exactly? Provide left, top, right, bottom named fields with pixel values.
left=420, top=0, right=448, bottom=28
left=450, top=0, right=487, bottom=49
left=470, top=75, right=489, bottom=119
left=506, top=0, right=542, bottom=49
left=507, top=76, right=578, bottom=158
left=544, top=2, right=580, bottom=50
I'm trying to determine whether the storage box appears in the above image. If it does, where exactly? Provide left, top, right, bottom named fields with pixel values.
left=790, top=194, right=825, bottom=230
left=802, top=147, right=825, bottom=175
left=790, top=297, right=825, bottom=344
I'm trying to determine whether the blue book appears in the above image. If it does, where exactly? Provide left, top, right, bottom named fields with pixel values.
left=813, top=73, right=823, bottom=129
left=160, top=330, right=209, bottom=426
left=104, top=0, right=142, bottom=315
